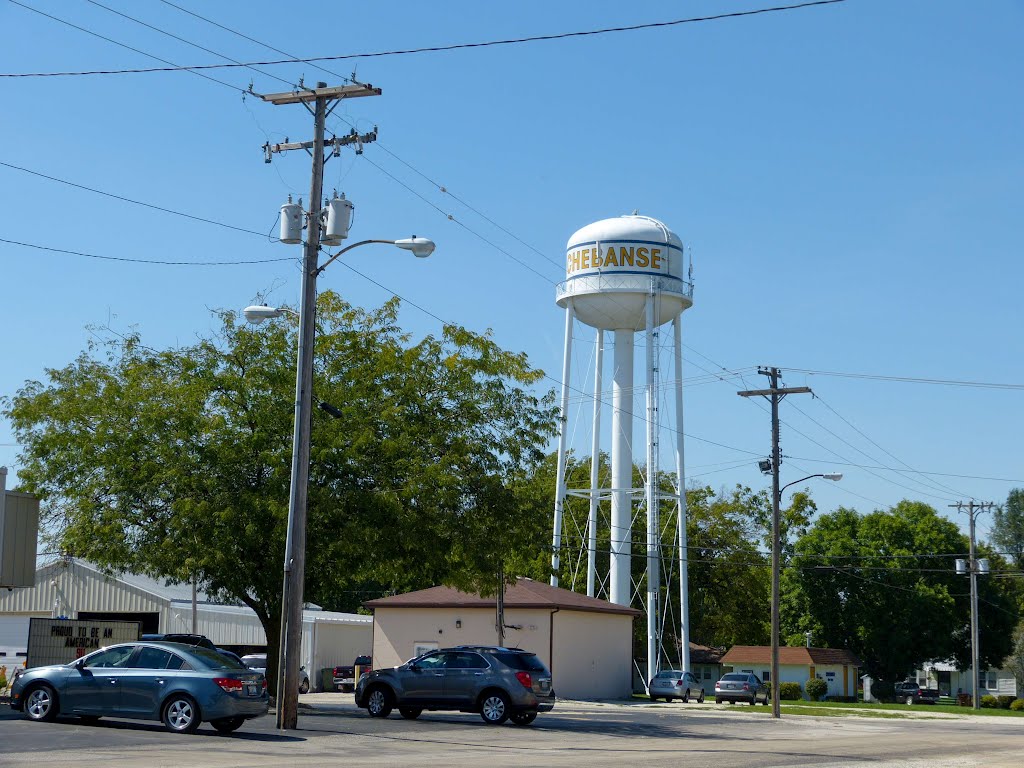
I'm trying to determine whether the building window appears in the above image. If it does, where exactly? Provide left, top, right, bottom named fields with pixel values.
left=703, top=670, right=712, bottom=680
left=762, top=670, right=770, bottom=682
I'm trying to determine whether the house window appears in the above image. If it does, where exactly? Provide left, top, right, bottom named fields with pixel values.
left=703, top=670, right=712, bottom=680
left=762, top=670, right=770, bottom=682
left=987, top=670, right=997, bottom=690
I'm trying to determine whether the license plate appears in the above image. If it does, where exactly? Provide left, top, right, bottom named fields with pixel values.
left=246, top=684, right=258, bottom=696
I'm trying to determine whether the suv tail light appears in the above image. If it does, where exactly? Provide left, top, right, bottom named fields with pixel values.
left=214, top=677, right=244, bottom=693
left=742, top=683, right=750, bottom=690
left=262, top=678, right=268, bottom=692
left=676, top=679, right=683, bottom=686
left=514, top=671, right=533, bottom=690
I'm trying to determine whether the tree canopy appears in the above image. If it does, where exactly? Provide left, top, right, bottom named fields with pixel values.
left=992, top=489, right=1024, bottom=570
left=4, top=292, right=557, bottom=691
left=783, top=500, right=1021, bottom=680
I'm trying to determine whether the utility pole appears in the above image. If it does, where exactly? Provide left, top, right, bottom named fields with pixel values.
left=738, top=366, right=812, bottom=719
left=951, top=500, right=997, bottom=711
left=260, top=80, right=380, bottom=730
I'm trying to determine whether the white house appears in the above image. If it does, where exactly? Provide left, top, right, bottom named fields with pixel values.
left=912, top=660, right=1021, bottom=699
left=720, top=645, right=861, bottom=699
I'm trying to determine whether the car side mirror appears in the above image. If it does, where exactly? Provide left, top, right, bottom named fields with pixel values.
left=409, top=662, right=420, bottom=671
left=75, top=659, right=87, bottom=671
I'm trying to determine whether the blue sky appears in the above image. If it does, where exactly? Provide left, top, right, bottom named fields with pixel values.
left=2, top=0, right=1022, bottom=542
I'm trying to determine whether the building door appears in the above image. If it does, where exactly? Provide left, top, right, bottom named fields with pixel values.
left=937, top=671, right=952, bottom=697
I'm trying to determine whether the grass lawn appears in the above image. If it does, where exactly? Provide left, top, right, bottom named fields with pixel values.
left=777, top=700, right=1024, bottom=718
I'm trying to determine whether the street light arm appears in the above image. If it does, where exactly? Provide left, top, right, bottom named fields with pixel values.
left=314, top=239, right=397, bottom=276
left=779, top=474, right=824, bottom=496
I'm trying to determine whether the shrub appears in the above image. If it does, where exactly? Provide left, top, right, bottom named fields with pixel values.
left=980, top=695, right=998, bottom=708
left=1010, top=699, right=1024, bottom=712
left=805, top=678, right=828, bottom=702
left=996, top=695, right=1015, bottom=709
left=830, top=695, right=858, bottom=703
left=779, top=682, right=803, bottom=700
left=870, top=680, right=895, bottom=702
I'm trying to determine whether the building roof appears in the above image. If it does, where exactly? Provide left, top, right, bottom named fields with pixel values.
left=364, top=578, right=641, bottom=617
left=721, top=645, right=861, bottom=667
left=689, top=642, right=725, bottom=665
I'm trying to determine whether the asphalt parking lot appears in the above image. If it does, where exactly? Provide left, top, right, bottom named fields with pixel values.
left=1, top=695, right=1020, bottom=768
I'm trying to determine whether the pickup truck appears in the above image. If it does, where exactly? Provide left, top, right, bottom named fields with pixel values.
left=333, top=655, right=372, bottom=692
left=893, top=681, right=940, bottom=705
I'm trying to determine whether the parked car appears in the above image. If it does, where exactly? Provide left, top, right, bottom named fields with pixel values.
left=141, top=634, right=240, bottom=664
left=240, top=653, right=310, bottom=694
left=355, top=645, right=555, bottom=725
left=10, top=641, right=268, bottom=733
left=333, top=655, right=373, bottom=692
left=141, top=633, right=217, bottom=650
left=649, top=669, right=705, bottom=703
left=893, top=681, right=940, bottom=705
left=714, top=672, right=770, bottom=705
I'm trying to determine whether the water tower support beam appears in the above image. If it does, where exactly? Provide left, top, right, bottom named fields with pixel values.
left=609, top=329, right=634, bottom=606
left=550, top=303, right=575, bottom=587
left=673, top=315, right=690, bottom=672
left=587, top=329, right=604, bottom=598
left=645, top=294, right=660, bottom=686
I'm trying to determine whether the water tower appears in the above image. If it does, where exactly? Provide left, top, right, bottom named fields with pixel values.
left=549, top=214, right=694, bottom=685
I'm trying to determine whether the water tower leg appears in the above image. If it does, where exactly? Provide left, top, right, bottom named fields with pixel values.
left=587, top=329, right=604, bottom=598
left=550, top=303, right=575, bottom=588
left=673, top=315, right=690, bottom=673
left=609, top=329, right=634, bottom=607
left=645, top=295, right=660, bottom=687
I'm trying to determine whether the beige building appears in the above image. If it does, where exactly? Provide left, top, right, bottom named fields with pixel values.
left=365, top=578, right=640, bottom=700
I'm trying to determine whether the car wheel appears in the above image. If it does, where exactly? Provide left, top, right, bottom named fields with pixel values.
left=299, top=678, right=310, bottom=695
left=366, top=686, right=393, bottom=718
left=649, top=695, right=659, bottom=702
left=162, top=694, right=201, bottom=734
left=24, top=684, right=59, bottom=722
left=749, top=693, right=757, bottom=706
left=211, top=716, right=245, bottom=734
left=715, top=697, right=722, bottom=704
left=510, top=712, right=537, bottom=726
left=682, top=689, right=690, bottom=703
left=763, top=692, right=770, bottom=705
left=399, top=707, right=422, bottom=720
left=479, top=691, right=511, bottom=725
left=729, top=700, right=735, bottom=705
left=698, top=689, right=705, bottom=703
left=905, top=696, right=914, bottom=706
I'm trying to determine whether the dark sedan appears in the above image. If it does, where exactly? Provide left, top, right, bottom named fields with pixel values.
left=714, top=672, right=770, bottom=705
left=10, top=641, right=268, bottom=733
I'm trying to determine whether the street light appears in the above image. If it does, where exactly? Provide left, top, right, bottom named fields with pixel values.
left=245, top=234, right=433, bottom=730
left=770, top=471, right=842, bottom=718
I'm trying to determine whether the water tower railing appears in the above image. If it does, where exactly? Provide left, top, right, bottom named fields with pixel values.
left=555, top=274, right=694, bottom=302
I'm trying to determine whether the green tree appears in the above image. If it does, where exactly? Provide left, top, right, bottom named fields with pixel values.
left=3, top=292, right=557, bottom=693
left=993, top=489, right=1024, bottom=570
left=783, top=500, right=1021, bottom=681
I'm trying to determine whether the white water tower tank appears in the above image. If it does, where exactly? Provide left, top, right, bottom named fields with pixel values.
left=556, top=214, right=692, bottom=330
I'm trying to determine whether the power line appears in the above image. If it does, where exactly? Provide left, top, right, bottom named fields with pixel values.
left=81, top=0, right=302, bottom=92
left=787, top=367, right=1024, bottom=391
left=0, top=237, right=294, bottom=266
left=0, top=160, right=275, bottom=239
left=6, top=0, right=252, bottom=94
left=2, top=1, right=848, bottom=78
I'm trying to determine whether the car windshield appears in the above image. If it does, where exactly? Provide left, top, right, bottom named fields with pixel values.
left=721, top=673, right=748, bottom=681
left=491, top=652, right=546, bottom=672
left=190, top=647, right=248, bottom=670
left=655, top=670, right=681, bottom=679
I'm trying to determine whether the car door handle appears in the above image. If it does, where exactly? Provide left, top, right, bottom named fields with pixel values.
left=474, top=672, right=485, bottom=676
left=156, top=679, right=165, bottom=685
left=107, top=678, right=117, bottom=684
left=432, top=673, right=444, bottom=677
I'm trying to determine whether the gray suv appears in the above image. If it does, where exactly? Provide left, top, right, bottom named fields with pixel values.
left=354, top=645, right=555, bottom=725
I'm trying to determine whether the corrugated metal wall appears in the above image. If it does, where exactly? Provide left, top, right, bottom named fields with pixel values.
left=0, top=559, right=164, bottom=615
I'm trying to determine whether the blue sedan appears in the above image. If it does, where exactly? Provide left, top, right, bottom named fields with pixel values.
left=10, top=641, right=268, bottom=733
